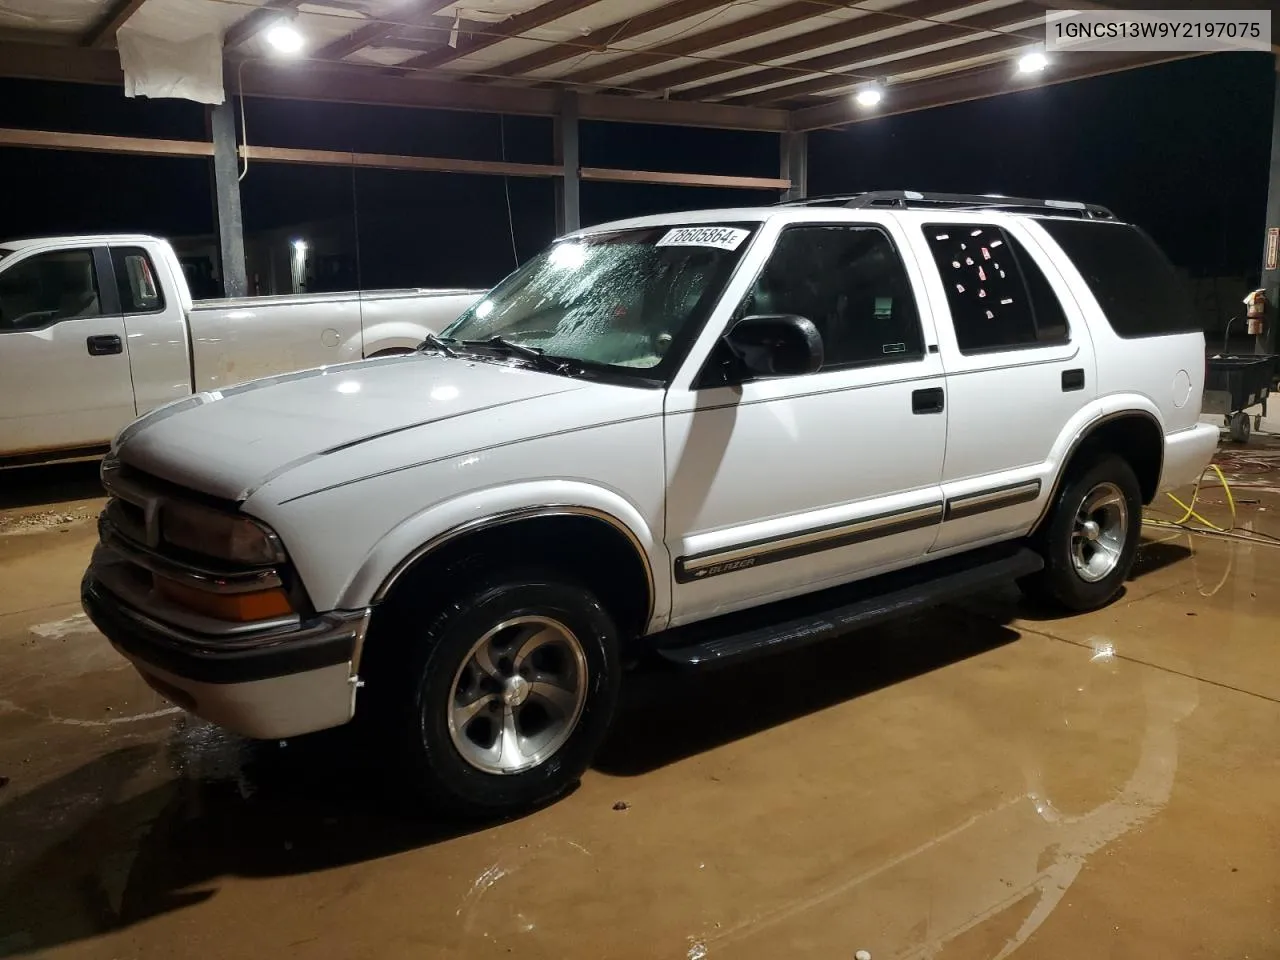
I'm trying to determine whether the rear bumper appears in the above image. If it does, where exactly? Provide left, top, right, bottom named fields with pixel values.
left=1159, top=422, right=1220, bottom=493
left=82, top=568, right=368, bottom=739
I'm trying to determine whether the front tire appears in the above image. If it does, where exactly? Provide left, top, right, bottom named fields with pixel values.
left=1020, top=455, right=1143, bottom=612
left=387, top=572, right=620, bottom=817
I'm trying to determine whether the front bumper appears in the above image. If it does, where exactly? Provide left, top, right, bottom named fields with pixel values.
left=82, top=565, right=370, bottom=740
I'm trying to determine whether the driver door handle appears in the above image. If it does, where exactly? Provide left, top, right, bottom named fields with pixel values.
left=912, top=387, right=945, bottom=414
left=86, top=334, right=123, bottom=356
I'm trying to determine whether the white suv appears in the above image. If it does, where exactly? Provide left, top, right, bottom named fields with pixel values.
left=83, top=191, right=1220, bottom=815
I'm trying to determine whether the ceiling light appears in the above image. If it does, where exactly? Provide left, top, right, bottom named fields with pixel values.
left=266, top=21, right=305, bottom=54
left=1018, top=51, right=1048, bottom=73
left=855, top=86, right=883, bottom=108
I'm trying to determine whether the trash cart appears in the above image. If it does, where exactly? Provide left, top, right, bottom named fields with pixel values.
left=1203, top=354, right=1278, bottom=442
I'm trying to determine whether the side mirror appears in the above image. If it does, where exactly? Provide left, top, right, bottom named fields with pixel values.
left=723, top=314, right=824, bottom=379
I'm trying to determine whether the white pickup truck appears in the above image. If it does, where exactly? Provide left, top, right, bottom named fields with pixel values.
left=0, top=233, right=483, bottom=463
left=83, top=192, right=1220, bottom=817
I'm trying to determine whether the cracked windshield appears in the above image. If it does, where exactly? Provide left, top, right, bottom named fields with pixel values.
left=440, top=224, right=757, bottom=370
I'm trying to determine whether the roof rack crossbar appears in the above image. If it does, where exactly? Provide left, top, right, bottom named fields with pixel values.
left=777, top=190, right=1116, bottom=220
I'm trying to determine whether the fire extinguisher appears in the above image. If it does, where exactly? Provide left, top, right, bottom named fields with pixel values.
left=1244, top=288, right=1267, bottom=336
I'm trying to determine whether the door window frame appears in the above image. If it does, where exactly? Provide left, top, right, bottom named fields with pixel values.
left=718, top=221, right=927, bottom=376
left=109, top=246, right=166, bottom=316
left=903, top=213, right=1089, bottom=375
left=676, top=212, right=944, bottom=396
left=921, top=221, right=1072, bottom=357
left=0, top=246, right=120, bottom=334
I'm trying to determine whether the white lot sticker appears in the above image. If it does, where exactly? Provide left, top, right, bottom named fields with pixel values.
left=656, top=226, right=749, bottom=251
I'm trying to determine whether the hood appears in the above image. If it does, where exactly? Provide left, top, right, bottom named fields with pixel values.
left=117, top=355, right=587, bottom=501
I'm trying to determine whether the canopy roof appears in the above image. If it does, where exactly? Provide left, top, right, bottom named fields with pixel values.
left=0, top=0, right=1226, bottom=131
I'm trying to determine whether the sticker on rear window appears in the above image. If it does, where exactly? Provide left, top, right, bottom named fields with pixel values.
left=656, top=226, right=749, bottom=251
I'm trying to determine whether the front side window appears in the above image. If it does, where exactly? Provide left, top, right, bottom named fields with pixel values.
left=0, top=249, right=102, bottom=333
left=736, top=224, right=924, bottom=369
left=441, top=224, right=757, bottom=378
left=112, top=247, right=164, bottom=314
left=923, top=223, right=1070, bottom=353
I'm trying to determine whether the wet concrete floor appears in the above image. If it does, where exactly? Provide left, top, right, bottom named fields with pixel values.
left=1, top=442, right=1279, bottom=959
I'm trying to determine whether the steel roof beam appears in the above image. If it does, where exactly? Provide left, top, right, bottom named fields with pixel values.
left=0, top=39, right=788, bottom=131
left=313, top=0, right=456, bottom=61
left=82, top=0, right=149, bottom=48
left=675, top=0, right=1043, bottom=103
left=557, top=0, right=835, bottom=87
left=730, top=30, right=1032, bottom=105
left=626, top=0, right=978, bottom=95
left=480, top=0, right=738, bottom=81
left=790, top=48, right=1205, bottom=130
left=396, top=0, right=607, bottom=72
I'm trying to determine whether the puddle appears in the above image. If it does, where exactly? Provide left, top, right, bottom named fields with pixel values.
left=690, top=668, right=1199, bottom=959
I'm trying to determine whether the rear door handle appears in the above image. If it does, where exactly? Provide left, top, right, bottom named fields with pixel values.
left=86, top=334, right=122, bottom=356
left=912, top=387, right=945, bottom=414
left=1061, top=368, right=1085, bottom=392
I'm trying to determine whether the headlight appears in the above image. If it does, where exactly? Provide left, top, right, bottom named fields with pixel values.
left=161, top=501, right=285, bottom=566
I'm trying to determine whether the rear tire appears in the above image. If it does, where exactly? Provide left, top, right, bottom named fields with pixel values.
left=382, top=570, right=621, bottom=818
left=1019, top=455, right=1142, bottom=612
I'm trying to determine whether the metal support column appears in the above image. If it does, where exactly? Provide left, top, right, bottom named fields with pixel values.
left=780, top=131, right=808, bottom=202
left=209, top=98, right=248, bottom=298
left=554, top=93, right=580, bottom=235
left=1259, top=56, right=1280, bottom=355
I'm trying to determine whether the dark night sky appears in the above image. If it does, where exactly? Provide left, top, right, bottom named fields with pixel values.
left=0, top=51, right=1274, bottom=291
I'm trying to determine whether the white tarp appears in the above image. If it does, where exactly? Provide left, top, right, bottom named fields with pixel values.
left=118, top=28, right=225, bottom=105
left=113, top=0, right=248, bottom=105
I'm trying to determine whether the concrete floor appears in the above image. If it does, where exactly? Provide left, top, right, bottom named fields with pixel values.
left=1, top=439, right=1279, bottom=960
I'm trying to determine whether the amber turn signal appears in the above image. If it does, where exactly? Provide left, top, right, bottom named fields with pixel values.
left=155, top=577, right=294, bottom=622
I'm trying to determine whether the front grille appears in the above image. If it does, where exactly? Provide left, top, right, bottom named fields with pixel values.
left=107, top=497, right=148, bottom=547
left=110, top=458, right=234, bottom=509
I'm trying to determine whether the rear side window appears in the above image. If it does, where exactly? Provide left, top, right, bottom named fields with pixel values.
left=1036, top=219, right=1199, bottom=337
left=111, top=247, right=164, bottom=314
left=923, top=224, right=1070, bottom=353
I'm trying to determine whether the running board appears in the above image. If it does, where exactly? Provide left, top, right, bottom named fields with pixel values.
left=654, top=544, right=1043, bottom=668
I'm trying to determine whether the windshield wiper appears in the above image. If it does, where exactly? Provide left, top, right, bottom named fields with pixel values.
left=418, top=333, right=458, bottom=357
left=459, top=336, right=582, bottom=375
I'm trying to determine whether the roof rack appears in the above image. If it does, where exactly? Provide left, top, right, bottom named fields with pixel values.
left=777, top=190, right=1116, bottom=220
